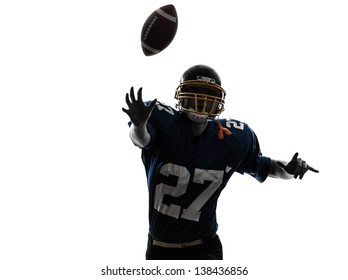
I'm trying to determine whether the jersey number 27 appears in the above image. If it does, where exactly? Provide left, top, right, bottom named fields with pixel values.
left=154, top=163, right=224, bottom=222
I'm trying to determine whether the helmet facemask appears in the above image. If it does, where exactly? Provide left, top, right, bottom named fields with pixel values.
left=175, top=80, right=226, bottom=120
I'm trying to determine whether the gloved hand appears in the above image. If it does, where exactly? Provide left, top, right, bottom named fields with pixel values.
left=277, top=152, right=319, bottom=179
left=122, top=87, right=157, bottom=127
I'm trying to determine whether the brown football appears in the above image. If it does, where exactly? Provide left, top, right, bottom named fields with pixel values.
left=141, top=4, right=178, bottom=56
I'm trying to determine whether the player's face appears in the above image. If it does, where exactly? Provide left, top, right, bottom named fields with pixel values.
left=182, top=85, right=221, bottom=115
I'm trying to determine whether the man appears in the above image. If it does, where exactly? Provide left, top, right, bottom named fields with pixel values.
left=122, top=65, right=318, bottom=260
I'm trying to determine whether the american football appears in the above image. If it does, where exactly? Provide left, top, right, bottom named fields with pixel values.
left=141, top=4, right=178, bottom=56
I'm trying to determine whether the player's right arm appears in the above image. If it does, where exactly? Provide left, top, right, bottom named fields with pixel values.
left=122, top=87, right=157, bottom=147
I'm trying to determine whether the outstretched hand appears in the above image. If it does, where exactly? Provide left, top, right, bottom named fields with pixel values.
left=277, top=152, right=319, bottom=179
left=122, top=87, right=157, bottom=128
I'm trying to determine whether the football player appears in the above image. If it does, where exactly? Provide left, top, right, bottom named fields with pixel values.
left=122, top=65, right=319, bottom=260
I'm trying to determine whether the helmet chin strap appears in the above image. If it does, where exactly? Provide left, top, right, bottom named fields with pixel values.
left=185, top=111, right=208, bottom=123
left=185, top=112, right=231, bottom=140
left=185, top=112, right=208, bottom=137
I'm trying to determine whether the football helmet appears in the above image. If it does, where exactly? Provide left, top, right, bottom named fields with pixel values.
left=175, top=65, right=226, bottom=122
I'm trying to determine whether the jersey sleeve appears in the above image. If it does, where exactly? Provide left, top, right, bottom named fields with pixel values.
left=140, top=101, right=175, bottom=149
left=236, top=124, right=271, bottom=182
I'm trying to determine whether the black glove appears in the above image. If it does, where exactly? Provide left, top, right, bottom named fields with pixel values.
left=122, top=87, right=157, bottom=127
left=277, top=152, right=319, bottom=179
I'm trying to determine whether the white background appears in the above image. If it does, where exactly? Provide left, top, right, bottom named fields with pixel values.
left=1, top=0, right=347, bottom=279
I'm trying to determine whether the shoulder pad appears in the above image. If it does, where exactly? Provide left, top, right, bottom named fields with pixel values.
left=145, top=100, right=180, bottom=128
left=218, top=118, right=253, bottom=143
left=221, top=118, right=247, bottom=132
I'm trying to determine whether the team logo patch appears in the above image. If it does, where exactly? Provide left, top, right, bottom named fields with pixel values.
left=197, top=76, right=215, bottom=84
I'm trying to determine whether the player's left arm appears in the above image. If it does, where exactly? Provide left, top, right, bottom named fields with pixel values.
left=268, top=152, right=319, bottom=180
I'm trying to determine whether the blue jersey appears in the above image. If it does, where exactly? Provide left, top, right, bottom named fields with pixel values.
left=137, top=101, right=270, bottom=243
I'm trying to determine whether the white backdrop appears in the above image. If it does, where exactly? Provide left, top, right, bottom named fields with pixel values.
left=1, top=0, right=347, bottom=279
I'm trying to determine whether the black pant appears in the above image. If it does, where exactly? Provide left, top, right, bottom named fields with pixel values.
left=146, top=234, right=223, bottom=260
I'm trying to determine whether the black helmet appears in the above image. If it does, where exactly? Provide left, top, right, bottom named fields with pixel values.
left=175, top=65, right=226, bottom=120
left=180, top=64, right=222, bottom=85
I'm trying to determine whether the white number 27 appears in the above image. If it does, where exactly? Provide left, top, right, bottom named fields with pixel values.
left=154, top=163, right=224, bottom=222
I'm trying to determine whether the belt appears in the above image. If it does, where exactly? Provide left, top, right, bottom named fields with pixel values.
left=153, top=238, right=203, bottom=248
left=150, top=234, right=216, bottom=249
